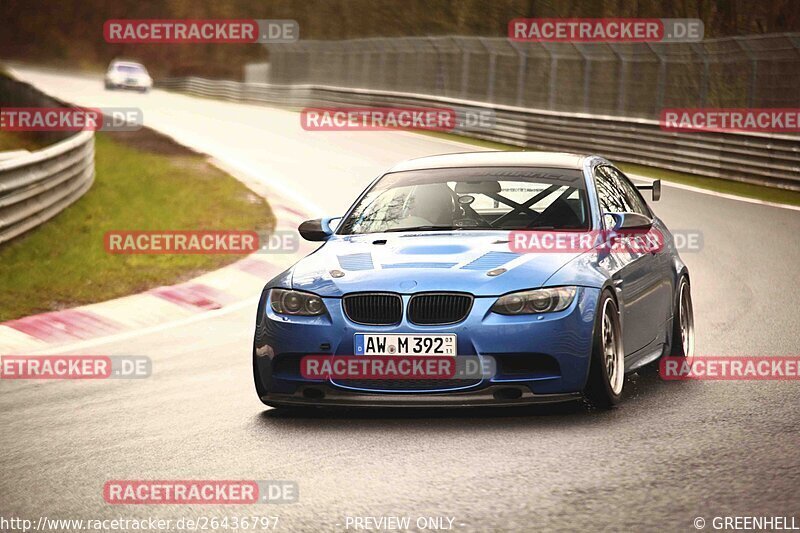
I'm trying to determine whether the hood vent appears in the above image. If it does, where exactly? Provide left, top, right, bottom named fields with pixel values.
left=338, top=253, right=374, bottom=271
left=461, top=251, right=519, bottom=271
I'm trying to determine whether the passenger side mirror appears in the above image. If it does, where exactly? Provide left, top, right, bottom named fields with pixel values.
left=298, top=217, right=340, bottom=241
left=635, top=180, right=661, bottom=201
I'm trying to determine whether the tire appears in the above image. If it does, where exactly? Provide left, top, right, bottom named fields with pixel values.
left=583, top=290, right=625, bottom=409
left=669, top=276, right=694, bottom=360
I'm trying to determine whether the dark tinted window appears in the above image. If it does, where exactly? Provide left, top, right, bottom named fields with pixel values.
left=606, top=166, right=650, bottom=216
left=594, top=165, right=649, bottom=216
left=115, top=64, right=146, bottom=74
left=339, top=167, right=590, bottom=234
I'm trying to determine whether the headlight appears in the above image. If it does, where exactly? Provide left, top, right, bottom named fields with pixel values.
left=491, top=287, right=577, bottom=315
left=270, top=289, right=327, bottom=316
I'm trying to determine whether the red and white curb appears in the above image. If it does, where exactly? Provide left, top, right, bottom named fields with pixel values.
left=0, top=202, right=314, bottom=353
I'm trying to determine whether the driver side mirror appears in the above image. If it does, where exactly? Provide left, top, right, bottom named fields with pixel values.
left=298, top=217, right=341, bottom=242
left=604, top=212, right=654, bottom=231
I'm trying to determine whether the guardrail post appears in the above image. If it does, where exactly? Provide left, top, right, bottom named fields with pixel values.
left=735, top=37, right=759, bottom=108
left=460, top=47, right=470, bottom=99
left=688, top=42, right=709, bottom=107
left=647, top=43, right=667, bottom=116
left=609, top=44, right=628, bottom=115
left=378, top=38, right=389, bottom=90
left=509, top=41, right=527, bottom=107
left=361, top=40, right=371, bottom=88
left=541, top=43, right=558, bottom=109
left=427, top=37, right=445, bottom=94
left=478, top=38, right=496, bottom=103
left=574, top=44, right=592, bottom=113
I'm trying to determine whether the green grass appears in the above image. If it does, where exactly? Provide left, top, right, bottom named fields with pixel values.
left=0, top=131, right=274, bottom=321
left=418, top=130, right=800, bottom=206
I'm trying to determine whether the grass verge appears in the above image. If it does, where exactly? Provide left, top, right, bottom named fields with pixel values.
left=418, top=130, right=800, bottom=207
left=0, top=128, right=274, bottom=322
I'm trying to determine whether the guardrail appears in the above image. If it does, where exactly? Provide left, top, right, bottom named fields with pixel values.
left=265, top=34, right=800, bottom=120
left=158, top=77, right=800, bottom=192
left=0, top=75, right=95, bottom=245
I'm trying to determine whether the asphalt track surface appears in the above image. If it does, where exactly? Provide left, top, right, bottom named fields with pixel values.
left=1, top=66, right=799, bottom=532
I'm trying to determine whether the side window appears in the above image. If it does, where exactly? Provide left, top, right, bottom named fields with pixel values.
left=594, top=166, right=628, bottom=216
left=594, top=166, right=648, bottom=218
left=347, top=189, right=404, bottom=233
left=605, top=166, right=650, bottom=216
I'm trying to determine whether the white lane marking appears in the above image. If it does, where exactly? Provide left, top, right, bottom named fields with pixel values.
left=629, top=174, right=800, bottom=212
left=31, top=297, right=260, bottom=355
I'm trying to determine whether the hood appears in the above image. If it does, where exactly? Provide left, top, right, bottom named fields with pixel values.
left=289, top=231, right=585, bottom=297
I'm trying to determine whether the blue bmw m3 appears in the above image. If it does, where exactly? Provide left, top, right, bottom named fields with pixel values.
left=253, top=151, right=694, bottom=409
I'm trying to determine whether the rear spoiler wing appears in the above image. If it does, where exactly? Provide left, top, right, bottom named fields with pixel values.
left=636, top=180, right=661, bottom=201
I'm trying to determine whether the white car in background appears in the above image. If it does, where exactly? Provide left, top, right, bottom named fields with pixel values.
left=104, top=61, right=153, bottom=92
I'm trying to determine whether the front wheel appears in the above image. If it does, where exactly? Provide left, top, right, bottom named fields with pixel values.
left=583, top=291, right=624, bottom=409
left=670, top=276, right=694, bottom=361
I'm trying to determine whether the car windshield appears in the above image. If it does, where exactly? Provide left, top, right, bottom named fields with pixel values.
left=338, top=166, right=590, bottom=234
left=114, top=64, right=146, bottom=74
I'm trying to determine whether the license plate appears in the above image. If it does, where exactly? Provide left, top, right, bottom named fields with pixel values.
left=355, top=334, right=456, bottom=356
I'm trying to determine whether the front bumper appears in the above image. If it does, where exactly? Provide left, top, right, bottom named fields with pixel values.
left=254, top=287, right=600, bottom=404
left=106, top=78, right=151, bottom=90
left=261, top=384, right=582, bottom=408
